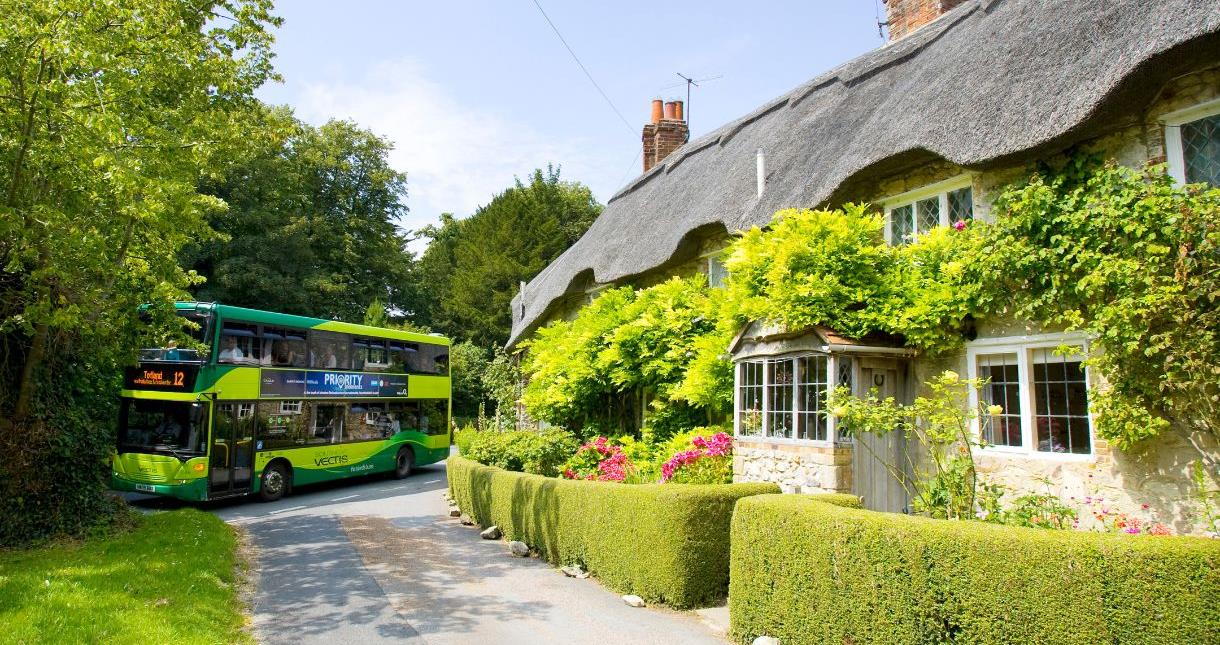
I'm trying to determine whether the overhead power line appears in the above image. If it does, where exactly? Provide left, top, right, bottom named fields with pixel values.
left=531, top=0, right=636, bottom=135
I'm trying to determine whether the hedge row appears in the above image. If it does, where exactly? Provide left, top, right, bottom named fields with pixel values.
left=447, top=455, right=778, bottom=608
left=730, top=495, right=1220, bottom=645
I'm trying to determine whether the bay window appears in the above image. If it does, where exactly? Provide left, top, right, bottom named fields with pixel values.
left=735, top=353, right=845, bottom=442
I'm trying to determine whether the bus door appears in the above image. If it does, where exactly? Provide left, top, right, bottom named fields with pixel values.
left=211, top=402, right=255, bottom=495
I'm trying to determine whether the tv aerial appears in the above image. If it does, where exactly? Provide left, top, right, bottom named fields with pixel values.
left=665, top=72, right=722, bottom=134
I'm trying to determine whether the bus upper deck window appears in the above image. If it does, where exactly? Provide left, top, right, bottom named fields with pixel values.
left=219, top=322, right=259, bottom=365
left=263, top=327, right=306, bottom=367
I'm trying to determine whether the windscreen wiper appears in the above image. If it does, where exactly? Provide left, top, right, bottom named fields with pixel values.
left=154, top=445, right=194, bottom=461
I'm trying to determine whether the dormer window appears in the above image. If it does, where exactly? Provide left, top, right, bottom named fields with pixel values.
left=1163, top=97, right=1220, bottom=187
left=883, top=176, right=974, bottom=246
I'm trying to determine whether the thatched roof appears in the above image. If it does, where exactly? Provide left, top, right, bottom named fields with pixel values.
left=509, top=0, right=1220, bottom=347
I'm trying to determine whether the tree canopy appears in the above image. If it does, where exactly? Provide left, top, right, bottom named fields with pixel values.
left=186, top=108, right=413, bottom=322
left=414, top=165, right=601, bottom=347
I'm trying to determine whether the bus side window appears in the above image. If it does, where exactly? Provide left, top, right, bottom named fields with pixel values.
left=388, top=342, right=415, bottom=374
left=309, top=331, right=352, bottom=370
left=345, top=403, right=385, bottom=441
left=263, top=327, right=306, bottom=367
left=311, top=404, right=344, bottom=444
left=363, top=339, right=388, bottom=372
left=258, top=401, right=309, bottom=450
left=388, top=401, right=419, bottom=432
left=219, top=322, right=260, bottom=365
left=418, top=399, right=449, bottom=435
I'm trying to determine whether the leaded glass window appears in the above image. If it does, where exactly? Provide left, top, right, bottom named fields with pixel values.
left=737, top=361, right=764, bottom=436
left=948, top=186, right=973, bottom=224
left=978, top=353, right=1021, bottom=447
left=835, top=356, right=854, bottom=441
left=1032, top=349, right=1090, bottom=455
left=1182, top=113, right=1220, bottom=187
left=767, top=359, right=794, bottom=439
left=885, top=178, right=974, bottom=246
left=795, top=356, right=828, bottom=441
left=916, top=197, right=940, bottom=233
left=889, top=204, right=913, bottom=245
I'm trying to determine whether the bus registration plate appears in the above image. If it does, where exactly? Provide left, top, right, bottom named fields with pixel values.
left=134, top=483, right=155, bottom=493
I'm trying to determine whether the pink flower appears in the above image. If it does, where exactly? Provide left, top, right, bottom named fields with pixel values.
left=1140, top=503, right=1150, bottom=510
left=952, top=220, right=967, bottom=231
left=1124, top=526, right=1140, bottom=534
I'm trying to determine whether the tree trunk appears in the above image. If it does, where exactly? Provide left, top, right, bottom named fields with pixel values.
left=13, top=322, right=48, bottom=421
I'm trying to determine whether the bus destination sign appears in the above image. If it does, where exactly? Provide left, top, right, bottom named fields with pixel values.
left=260, top=370, right=409, bottom=398
left=124, top=365, right=199, bottom=392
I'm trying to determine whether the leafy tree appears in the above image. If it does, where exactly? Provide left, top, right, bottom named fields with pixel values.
left=449, top=340, right=489, bottom=419
left=410, top=212, right=459, bottom=332
left=522, top=276, right=722, bottom=438
left=187, top=110, right=413, bottom=322
left=414, top=165, right=600, bottom=346
left=482, top=346, right=523, bottom=427
left=0, top=0, right=278, bottom=543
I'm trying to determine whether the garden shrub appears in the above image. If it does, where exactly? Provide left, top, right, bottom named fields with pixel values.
left=448, top=455, right=777, bottom=608
left=461, top=428, right=577, bottom=477
left=453, top=425, right=477, bottom=455
left=730, top=495, right=1220, bottom=645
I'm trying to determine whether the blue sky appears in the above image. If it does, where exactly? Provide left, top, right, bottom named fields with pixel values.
left=258, top=1, right=881, bottom=242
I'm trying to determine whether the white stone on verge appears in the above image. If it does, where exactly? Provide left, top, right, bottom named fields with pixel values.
left=480, top=525, right=502, bottom=540
left=753, top=637, right=780, bottom=645
left=622, top=595, right=645, bottom=608
left=509, top=541, right=530, bottom=557
left=561, top=565, right=589, bottom=578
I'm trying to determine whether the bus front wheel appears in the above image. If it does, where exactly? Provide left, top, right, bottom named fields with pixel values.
left=260, top=462, right=290, bottom=502
left=393, top=447, right=414, bottom=479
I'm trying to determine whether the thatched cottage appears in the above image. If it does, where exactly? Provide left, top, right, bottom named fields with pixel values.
left=508, top=0, right=1220, bottom=531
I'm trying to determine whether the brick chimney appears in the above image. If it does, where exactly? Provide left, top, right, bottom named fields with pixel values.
left=642, top=99, right=689, bottom=173
left=883, top=0, right=969, bottom=41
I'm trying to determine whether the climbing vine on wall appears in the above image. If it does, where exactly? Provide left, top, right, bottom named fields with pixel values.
left=982, top=159, right=1220, bottom=449
left=521, top=158, right=1220, bottom=450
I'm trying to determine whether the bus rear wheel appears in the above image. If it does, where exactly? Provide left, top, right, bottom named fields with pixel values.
left=393, top=447, right=414, bottom=479
left=260, top=462, right=290, bottom=502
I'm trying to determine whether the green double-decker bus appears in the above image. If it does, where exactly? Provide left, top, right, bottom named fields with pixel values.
left=111, top=302, right=451, bottom=502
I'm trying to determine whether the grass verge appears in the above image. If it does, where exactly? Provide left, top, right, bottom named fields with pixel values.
left=0, top=508, right=251, bottom=644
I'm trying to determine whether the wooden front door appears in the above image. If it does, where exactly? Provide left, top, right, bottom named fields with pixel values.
left=852, top=365, right=911, bottom=513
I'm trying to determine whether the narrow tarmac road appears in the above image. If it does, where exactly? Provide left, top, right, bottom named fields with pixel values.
left=131, top=461, right=726, bottom=645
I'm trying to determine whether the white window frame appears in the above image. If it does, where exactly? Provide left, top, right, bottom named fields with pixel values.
left=699, top=247, right=730, bottom=289
left=733, top=353, right=849, bottom=446
left=882, top=175, right=974, bottom=245
left=966, top=332, right=1094, bottom=461
left=237, top=402, right=255, bottom=419
left=1161, top=96, right=1220, bottom=184
left=278, top=400, right=302, bottom=415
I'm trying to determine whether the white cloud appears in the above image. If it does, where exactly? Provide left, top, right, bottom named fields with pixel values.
left=292, top=59, right=630, bottom=250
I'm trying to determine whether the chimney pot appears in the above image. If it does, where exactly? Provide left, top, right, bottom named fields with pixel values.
left=643, top=98, right=690, bottom=173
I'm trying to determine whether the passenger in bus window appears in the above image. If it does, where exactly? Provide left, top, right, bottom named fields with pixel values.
left=219, top=336, right=244, bottom=363
left=271, top=341, right=296, bottom=367
left=322, top=344, right=338, bottom=369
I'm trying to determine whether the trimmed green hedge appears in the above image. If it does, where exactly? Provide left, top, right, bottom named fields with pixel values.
left=730, top=495, right=1220, bottom=645
left=447, top=455, right=777, bottom=608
